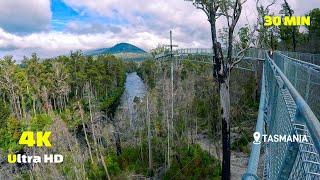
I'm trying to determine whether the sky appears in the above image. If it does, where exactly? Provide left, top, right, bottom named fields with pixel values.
left=0, top=0, right=318, bottom=60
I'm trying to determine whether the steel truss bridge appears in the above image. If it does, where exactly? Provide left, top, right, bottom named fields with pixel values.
left=155, top=48, right=320, bottom=179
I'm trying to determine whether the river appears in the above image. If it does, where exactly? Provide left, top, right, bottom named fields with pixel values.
left=121, top=72, right=147, bottom=114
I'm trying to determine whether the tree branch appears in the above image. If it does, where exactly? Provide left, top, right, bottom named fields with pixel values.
left=230, top=24, right=258, bottom=70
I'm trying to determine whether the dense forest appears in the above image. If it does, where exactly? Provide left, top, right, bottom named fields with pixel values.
left=0, top=52, right=127, bottom=178
left=0, top=0, right=319, bottom=179
left=0, top=49, right=259, bottom=179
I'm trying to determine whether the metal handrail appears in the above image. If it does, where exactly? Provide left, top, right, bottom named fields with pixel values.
left=280, top=51, right=320, bottom=61
left=156, top=49, right=320, bottom=178
left=243, top=52, right=320, bottom=179
left=267, top=54, right=320, bottom=152
left=155, top=48, right=266, bottom=61
left=242, top=61, right=266, bottom=180
left=276, top=51, right=320, bottom=71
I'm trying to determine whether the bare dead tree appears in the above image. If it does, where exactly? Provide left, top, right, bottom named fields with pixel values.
left=85, top=82, right=99, bottom=157
left=146, top=95, right=153, bottom=176
left=187, top=0, right=256, bottom=179
left=78, top=101, right=94, bottom=164
left=112, top=118, right=122, bottom=156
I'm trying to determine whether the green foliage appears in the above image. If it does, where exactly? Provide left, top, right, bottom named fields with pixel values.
left=307, top=8, right=320, bottom=37
left=230, top=70, right=259, bottom=131
left=118, top=145, right=148, bottom=174
left=85, top=159, right=107, bottom=180
left=105, top=153, right=121, bottom=176
left=279, top=25, right=299, bottom=51
left=192, top=74, right=220, bottom=138
left=137, top=60, right=156, bottom=88
left=125, top=61, right=138, bottom=73
left=164, top=144, right=221, bottom=179
left=0, top=116, right=23, bottom=151
left=239, top=74, right=259, bottom=109
left=133, top=96, right=141, bottom=104
left=0, top=100, right=10, bottom=125
left=180, top=61, right=198, bottom=80
left=30, top=114, right=52, bottom=131
left=101, top=142, right=220, bottom=179
left=193, top=99, right=210, bottom=118
left=0, top=51, right=128, bottom=161
left=100, top=86, right=125, bottom=115
left=60, top=108, right=82, bottom=129
left=238, top=25, right=250, bottom=49
left=231, top=130, right=251, bottom=153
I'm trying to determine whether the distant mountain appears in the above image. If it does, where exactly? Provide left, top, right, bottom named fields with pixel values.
left=87, top=43, right=147, bottom=56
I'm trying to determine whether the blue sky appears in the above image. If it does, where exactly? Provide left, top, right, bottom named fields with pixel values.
left=51, top=0, right=128, bottom=31
left=51, top=0, right=80, bottom=31
left=0, top=0, right=318, bottom=59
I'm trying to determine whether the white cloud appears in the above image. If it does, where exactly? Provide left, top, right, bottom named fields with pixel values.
left=0, top=27, right=170, bottom=60
left=0, top=0, right=51, bottom=34
left=65, top=21, right=122, bottom=34
left=0, top=0, right=319, bottom=60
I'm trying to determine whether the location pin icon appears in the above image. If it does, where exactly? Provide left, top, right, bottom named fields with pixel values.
left=253, top=132, right=261, bottom=144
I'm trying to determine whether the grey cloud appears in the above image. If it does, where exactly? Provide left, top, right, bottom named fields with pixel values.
left=65, top=22, right=122, bottom=34
left=0, top=44, right=19, bottom=51
left=2, top=0, right=319, bottom=60
left=0, top=0, right=51, bottom=34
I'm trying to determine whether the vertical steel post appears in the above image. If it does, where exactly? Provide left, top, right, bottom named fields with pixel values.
left=305, top=69, right=311, bottom=101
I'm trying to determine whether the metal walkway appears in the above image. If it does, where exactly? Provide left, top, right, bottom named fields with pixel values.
left=154, top=48, right=320, bottom=180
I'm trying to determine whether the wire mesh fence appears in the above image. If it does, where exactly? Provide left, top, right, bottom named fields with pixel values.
left=244, top=51, right=320, bottom=180
left=273, top=52, right=320, bottom=121
left=264, top=57, right=294, bottom=179
left=262, top=54, right=320, bottom=179
left=280, top=51, right=320, bottom=66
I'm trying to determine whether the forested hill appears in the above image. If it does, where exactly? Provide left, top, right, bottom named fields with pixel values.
left=86, top=43, right=146, bottom=55
left=86, top=43, right=151, bottom=62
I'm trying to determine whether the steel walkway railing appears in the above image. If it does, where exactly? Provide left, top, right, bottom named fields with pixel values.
left=243, top=52, right=320, bottom=180
left=280, top=51, right=320, bottom=66
left=154, top=48, right=265, bottom=61
left=274, top=52, right=320, bottom=121
left=153, top=48, right=320, bottom=179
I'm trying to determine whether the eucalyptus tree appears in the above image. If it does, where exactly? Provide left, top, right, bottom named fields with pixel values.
left=280, top=0, right=297, bottom=51
left=14, top=66, right=29, bottom=119
left=23, top=53, right=45, bottom=114
left=51, top=61, right=70, bottom=111
left=255, top=0, right=277, bottom=49
left=187, top=0, right=256, bottom=178
left=305, top=8, right=320, bottom=52
left=0, top=56, right=23, bottom=119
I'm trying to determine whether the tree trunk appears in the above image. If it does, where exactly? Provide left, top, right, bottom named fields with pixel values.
left=220, top=78, right=231, bottom=180
left=283, top=0, right=296, bottom=51
left=78, top=102, right=94, bottom=164
left=147, top=95, right=153, bottom=175
left=32, top=96, right=36, bottom=115
left=88, top=82, right=98, bottom=156
left=53, top=95, right=56, bottom=111
left=209, top=11, right=231, bottom=178
left=113, top=120, right=122, bottom=156
left=16, top=95, right=22, bottom=119
left=21, top=95, right=26, bottom=119
left=11, top=90, right=19, bottom=118
left=100, top=152, right=110, bottom=180
left=63, top=94, right=67, bottom=109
